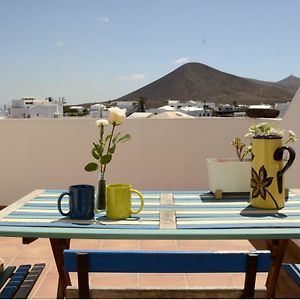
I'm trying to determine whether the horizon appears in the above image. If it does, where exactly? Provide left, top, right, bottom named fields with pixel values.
left=0, top=0, right=300, bottom=106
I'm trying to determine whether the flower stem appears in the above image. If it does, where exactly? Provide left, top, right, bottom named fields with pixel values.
left=236, top=148, right=242, bottom=162
left=265, top=189, right=279, bottom=209
left=100, top=124, right=104, bottom=175
left=102, top=124, right=116, bottom=175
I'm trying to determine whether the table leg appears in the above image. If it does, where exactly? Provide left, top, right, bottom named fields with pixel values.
left=22, top=237, right=38, bottom=244
left=266, top=239, right=288, bottom=298
left=49, top=238, right=71, bottom=299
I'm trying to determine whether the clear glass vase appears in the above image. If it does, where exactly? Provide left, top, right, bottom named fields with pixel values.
left=95, top=176, right=106, bottom=210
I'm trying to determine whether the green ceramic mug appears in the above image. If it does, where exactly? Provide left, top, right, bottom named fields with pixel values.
left=106, top=184, right=144, bottom=220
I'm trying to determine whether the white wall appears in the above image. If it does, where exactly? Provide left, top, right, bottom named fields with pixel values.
left=0, top=118, right=276, bottom=205
left=0, top=87, right=299, bottom=206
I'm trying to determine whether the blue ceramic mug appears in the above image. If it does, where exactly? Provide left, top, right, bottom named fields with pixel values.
left=57, top=185, right=95, bottom=219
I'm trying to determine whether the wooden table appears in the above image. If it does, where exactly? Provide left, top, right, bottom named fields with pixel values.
left=1, top=189, right=300, bottom=298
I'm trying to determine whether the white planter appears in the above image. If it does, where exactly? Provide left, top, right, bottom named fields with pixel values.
left=207, top=158, right=251, bottom=194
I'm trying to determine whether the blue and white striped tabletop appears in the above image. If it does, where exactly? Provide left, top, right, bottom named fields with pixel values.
left=174, top=191, right=300, bottom=229
left=0, top=190, right=161, bottom=229
left=1, top=189, right=300, bottom=230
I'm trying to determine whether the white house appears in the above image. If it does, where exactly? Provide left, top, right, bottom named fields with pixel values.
left=181, top=106, right=213, bottom=117
left=167, top=100, right=182, bottom=109
left=89, top=104, right=109, bottom=118
left=10, top=97, right=64, bottom=118
left=147, top=100, right=213, bottom=117
left=127, top=112, right=154, bottom=119
left=113, top=101, right=136, bottom=110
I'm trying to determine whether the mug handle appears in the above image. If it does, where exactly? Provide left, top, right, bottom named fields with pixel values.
left=274, top=146, right=296, bottom=193
left=57, top=192, right=71, bottom=216
left=130, top=189, right=144, bottom=214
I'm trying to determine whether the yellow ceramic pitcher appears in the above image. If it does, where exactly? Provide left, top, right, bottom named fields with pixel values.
left=250, top=136, right=295, bottom=209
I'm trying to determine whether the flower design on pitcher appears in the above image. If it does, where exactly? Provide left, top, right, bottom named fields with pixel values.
left=251, top=166, right=279, bottom=208
left=251, top=166, right=273, bottom=199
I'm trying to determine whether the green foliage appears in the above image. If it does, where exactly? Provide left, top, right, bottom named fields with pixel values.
left=137, top=96, right=147, bottom=112
left=231, top=137, right=251, bottom=162
left=85, top=117, right=131, bottom=179
left=232, top=122, right=297, bottom=162
left=84, top=162, right=98, bottom=172
left=92, top=147, right=100, bottom=160
left=118, top=134, right=131, bottom=143
left=100, top=154, right=112, bottom=164
left=108, top=144, right=116, bottom=154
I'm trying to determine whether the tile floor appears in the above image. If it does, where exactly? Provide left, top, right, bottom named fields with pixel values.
left=0, top=237, right=271, bottom=299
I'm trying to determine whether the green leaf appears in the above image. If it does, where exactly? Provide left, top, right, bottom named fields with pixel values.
left=112, top=132, right=121, bottom=143
left=84, top=162, right=98, bottom=172
left=93, top=143, right=101, bottom=152
left=117, top=134, right=131, bottom=143
left=94, top=143, right=103, bottom=155
left=108, top=144, right=116, bottom=154
left=100, top=154, right=112, bottom=165
left=92, top=147, right=100, bottom=159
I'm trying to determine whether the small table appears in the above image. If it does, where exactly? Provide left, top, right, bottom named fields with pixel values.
left=1, top=189, right=300, bottom=298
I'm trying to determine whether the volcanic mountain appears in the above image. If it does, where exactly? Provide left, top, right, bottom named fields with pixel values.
left=115, top=62, right=299, bottom=108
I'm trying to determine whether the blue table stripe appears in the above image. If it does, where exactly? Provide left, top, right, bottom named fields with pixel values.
left=177, top=223, right=300, bottom=229
left=8, top=211, right=160, bottom=220
left=0, top=221, right=159, bottom=229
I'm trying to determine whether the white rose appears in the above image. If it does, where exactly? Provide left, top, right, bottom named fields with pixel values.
left=95, top=119, right=109, bottom=127
left=108, top=107, right=126, bottom=125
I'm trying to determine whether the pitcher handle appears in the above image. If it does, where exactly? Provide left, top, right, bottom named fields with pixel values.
left=274, top=146, right=296, bottom=193
left=130, top=189, right=144, bottom=214
left=57, top=192, right=71, bottom=216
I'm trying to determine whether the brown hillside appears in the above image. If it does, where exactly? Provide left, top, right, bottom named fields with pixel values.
left=116, top=62, right=297, bottom=108
left=277, top=75, right=300, bottom=91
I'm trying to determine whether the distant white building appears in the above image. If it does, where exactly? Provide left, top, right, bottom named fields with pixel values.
left=89, top=104, right=109, bottom=118
left=167, top=99, right=215, bottom=109
left=10, top=97, right=65, bottom=118
left=167, top=100, right=198, bottom=109
left=215, top=104, right=235, bottom=115
left=181, top=106, right=213, bottom=117
left=127, top=112, right=154, bottom=119
left=113, top=101, right=136, bottom=109
left=167, top=100, right=182, bottom=109
left=0, top=104, right=9, bottom=119
left=151, top=111, right=194, bottom=119
left=147, top=99, right=213, bottom=117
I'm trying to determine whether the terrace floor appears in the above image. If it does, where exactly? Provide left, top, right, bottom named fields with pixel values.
left=1, top=237, right=300, bottom=298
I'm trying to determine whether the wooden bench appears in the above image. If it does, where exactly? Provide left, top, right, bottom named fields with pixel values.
left=64, top=250, right=271, bottom=299
left=0, top=263, right=45, bottom=299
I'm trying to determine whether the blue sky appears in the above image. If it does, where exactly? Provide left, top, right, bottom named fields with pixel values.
left=0, top=0, right=300, bottom=106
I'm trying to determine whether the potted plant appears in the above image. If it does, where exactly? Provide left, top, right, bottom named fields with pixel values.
left=207, top=122, right=297, bottom=199
left=207, top=135, right=252, bottom=198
